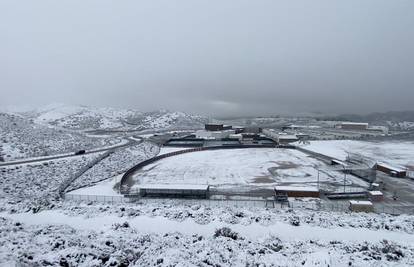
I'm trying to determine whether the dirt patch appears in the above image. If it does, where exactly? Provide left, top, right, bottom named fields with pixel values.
left=252, top=176, right=275, bottom=184
left=270, top=161, right=300, bottom=169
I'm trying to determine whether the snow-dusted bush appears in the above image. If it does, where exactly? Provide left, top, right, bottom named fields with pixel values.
left=214, top=227, right=242, bottom=240
left=0, top=155, right=99, bottom=212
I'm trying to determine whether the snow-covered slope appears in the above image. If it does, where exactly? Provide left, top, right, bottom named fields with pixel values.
left=19, top=103, right=206, bottom=131
left=25, top=103, right=139, bottom=130
left=127, top=110, right=207, bottom=131
left=0, top=113, right=113, bottom=161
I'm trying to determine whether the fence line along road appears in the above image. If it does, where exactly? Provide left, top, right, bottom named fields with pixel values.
left=65, top=194, right=126, bottom=203
left=58, top=150, right=114, bottom=197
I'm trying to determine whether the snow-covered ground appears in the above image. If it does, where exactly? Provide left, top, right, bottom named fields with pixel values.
left=300, top=140, right=414, bottom=169
left=67, top=175, right=123, bottom=197
left=132, top=148, right=368, bottom=191
left=1, top=201, right=414, bottom=266
left=0, top=154, right=101, bottom=213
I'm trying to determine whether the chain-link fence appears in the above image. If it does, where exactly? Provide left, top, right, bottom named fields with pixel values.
left=64, top=193, right=414, bottom=215
left=64, top=194, right=126, bottom=203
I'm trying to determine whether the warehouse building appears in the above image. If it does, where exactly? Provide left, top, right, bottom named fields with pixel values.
left=376, top=162, right=407, bottom=178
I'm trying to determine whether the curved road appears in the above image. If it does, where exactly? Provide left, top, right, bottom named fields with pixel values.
left=0, top=137, right=143, bottom=167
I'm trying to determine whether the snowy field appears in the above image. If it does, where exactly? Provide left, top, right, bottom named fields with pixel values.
left=132, top=148, right=368, bottom=191
left=67, top=175, right=123, bottom=197
left=300, top=140, right=414, bottom=169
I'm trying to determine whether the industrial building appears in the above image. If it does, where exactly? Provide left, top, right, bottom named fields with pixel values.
left=368, top=191, right=384, bottom=202
left=376, top=162, right=407, bottom=178
left=195, top=129, right=236, bottom=139
left=137, top=184, right=210, bottom=199
left=336, top=122, right=369, bottom=131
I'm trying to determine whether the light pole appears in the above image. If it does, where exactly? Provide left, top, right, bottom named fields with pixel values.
left=343, top=167, right=346, bottom=193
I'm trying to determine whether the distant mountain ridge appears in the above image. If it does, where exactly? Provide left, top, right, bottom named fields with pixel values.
left=322, top=111, right=414, bottom=122
left=320, top=110, right=414, bottom=130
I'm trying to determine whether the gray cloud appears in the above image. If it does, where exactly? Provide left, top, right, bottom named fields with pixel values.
left=1, top=0, right=413, bottom=117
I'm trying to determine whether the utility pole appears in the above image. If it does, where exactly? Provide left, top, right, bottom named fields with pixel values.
left=317, top=169, right=320, bottom=190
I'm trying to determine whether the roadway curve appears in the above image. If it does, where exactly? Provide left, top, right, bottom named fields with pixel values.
left=0, top=137, right=142, bottom=167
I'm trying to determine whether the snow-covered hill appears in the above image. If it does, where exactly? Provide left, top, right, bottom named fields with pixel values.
left=0, top=112, right=114, bottom=161
left=18, top=103, right=207, bottom=131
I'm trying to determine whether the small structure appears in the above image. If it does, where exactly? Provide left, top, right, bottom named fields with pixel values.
left=376, top=162, right=407, bottom=178
left=274, top=186, right=320, bottom=198
left=137, top=184, right=210, bottom=199
left=368, top=191, right=384, bottom=202
left=349, top=200, right=374, bottom=212
left=233, top=126, right=245, bottom=134
left=370, top=182, right=380, bottom=190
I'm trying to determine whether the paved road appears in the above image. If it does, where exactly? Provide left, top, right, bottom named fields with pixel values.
left=0, top=137, right=142, bottom=167
left=375, top=171, right=414, bottom=205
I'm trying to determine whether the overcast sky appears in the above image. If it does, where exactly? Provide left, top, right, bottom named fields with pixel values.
left=1, top=0, right=413, bottom=117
